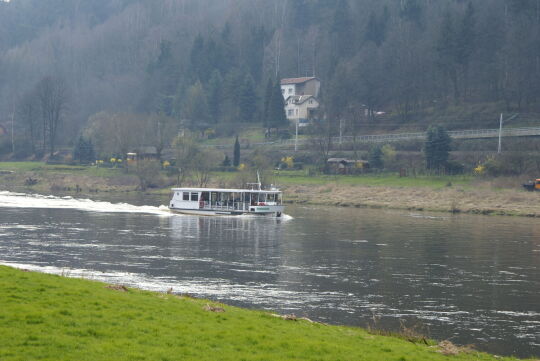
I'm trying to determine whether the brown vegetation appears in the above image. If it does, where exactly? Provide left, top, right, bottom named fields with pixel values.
left=283, top=183, right=540, bottom=217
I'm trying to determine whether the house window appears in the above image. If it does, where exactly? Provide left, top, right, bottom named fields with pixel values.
left=288, top=88, right=293, bottom=94
left=183, top=192, right=189, bottom=201
left=309, top=100, right=313, bottom=104
left=295, top=109, right=298, bottom=115
left=281, top=89, right=285, bottom=94
left=287, top=109, right=294, bottom=116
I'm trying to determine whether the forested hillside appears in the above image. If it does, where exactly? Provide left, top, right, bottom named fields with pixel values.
left=0, top=0, right=539, bottom=158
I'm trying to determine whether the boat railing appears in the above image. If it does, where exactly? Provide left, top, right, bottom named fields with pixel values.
left=200, top=201, right=249, bottom=211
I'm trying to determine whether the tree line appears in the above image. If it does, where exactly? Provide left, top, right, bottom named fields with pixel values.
left=0, top=0, right=539, bottom=159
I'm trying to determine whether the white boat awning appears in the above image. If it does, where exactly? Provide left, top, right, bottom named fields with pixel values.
left=171, top=187, right=281, bottom=194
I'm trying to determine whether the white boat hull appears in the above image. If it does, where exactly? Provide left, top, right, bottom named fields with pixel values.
left=169, top=205, right=284, bottom=217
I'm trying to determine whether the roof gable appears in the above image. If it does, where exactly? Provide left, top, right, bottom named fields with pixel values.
left=286, top=95, right=318, bottom=105
left=281, top=77, right=319, bottom=85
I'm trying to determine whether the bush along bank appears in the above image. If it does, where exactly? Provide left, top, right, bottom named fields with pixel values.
left=0, top=266, right=530, bottom=361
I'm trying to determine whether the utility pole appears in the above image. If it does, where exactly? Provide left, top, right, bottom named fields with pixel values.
left=294, top=118, right=298, bottom=152
left=497, top=113, right=503, bottom=154
left=339, top=118, right=343, bottom=146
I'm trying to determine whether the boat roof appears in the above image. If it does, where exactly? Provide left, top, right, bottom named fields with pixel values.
left=171, top=187, right=281, bottom=194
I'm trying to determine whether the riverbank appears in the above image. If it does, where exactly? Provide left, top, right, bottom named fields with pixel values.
left=281, top=182, right=540, bottom=217
left=0, top=265, right=529, bottom=361
left=1, top=162, right=539, bottom=217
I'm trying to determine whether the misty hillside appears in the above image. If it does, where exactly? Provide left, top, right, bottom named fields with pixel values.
left=0, top=0, right=539, bottom=155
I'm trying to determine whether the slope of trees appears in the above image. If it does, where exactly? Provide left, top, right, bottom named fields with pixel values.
left=0, top=0, right=539, bottom=158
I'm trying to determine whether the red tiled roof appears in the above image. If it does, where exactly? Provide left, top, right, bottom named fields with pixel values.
left=280, top=77, right=318, bottom=85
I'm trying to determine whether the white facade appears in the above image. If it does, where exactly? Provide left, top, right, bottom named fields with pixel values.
left=281, top=84, right=296, bottom=99
left=284, top=95, right=319, bottom=126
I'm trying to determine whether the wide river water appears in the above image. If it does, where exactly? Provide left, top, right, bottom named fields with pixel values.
left=0, top=190, right=538, bottom=357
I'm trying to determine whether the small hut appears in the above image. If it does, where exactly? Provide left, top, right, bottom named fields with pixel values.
left=327, top=158, right=369, bottom=174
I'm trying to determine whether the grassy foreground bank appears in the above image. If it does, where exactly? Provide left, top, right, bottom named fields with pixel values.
left=0, top=266, right=527, bottom=361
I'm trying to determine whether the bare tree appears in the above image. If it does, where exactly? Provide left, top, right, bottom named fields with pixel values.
left=85, top=111, right=146, bottom=159
left=308, top=119, right=333, bottom=172
left=36, top=76, right=68, bottom=156
left=17, top=90, right=40, bottom=155
left=135, top=158, right=162, bottom=191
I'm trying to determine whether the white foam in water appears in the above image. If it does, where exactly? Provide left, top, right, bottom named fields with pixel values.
left=0, top=191, right=294, bottom=220
left=0, top=191, right=171, bottom=216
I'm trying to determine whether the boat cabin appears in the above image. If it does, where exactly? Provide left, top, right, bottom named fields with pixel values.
left=169, top=187, right=283, bottom=215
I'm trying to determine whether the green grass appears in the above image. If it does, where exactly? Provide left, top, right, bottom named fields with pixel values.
left=0, top=162, right=126, bottom=178
left=268, top=170, right=473, bottom=189
left=202, top=126, right=267, bottom=146
left=1, top=161, right=474, bottom=191
left=0, top=266, right=525, bottom=361
left=210, top=170, right=473, bottom=189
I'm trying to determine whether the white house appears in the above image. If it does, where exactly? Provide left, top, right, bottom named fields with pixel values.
left=284, top=95, right=319, bottom=127
left=280, top=77, right=320, bottom=99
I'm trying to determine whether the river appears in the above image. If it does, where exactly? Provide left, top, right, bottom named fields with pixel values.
left=0, top=190, right=538, bottom=357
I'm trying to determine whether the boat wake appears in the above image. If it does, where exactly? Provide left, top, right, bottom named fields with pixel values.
left=0, top=191, right=171, bottom=217
left=0, top=191, right=293, bottom=219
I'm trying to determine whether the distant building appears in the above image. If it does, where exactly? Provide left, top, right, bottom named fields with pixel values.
left=284, top=95, right=319, bottom=127
left=280, top=77, right=321, bottom=126
left=280, top=77, right=320, bottom=99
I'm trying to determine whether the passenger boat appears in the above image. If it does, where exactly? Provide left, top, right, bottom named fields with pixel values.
left=168, top=179, right=284, bottom=217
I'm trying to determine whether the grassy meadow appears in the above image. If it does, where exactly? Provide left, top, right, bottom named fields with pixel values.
left=0, top=266, right=529, bottom=361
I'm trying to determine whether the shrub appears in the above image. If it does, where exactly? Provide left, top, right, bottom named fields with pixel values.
left=445, top=160, right=465, bottom=175
left=483, top=153, right=531, bottom=176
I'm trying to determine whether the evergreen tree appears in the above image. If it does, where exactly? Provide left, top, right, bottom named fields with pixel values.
left=233, top=136, right=240, bottom=167
left=365, top=9, right=389, bottom=47
left=262, top=78, right=274, bottom=128
left=424, top=125, right=452, bottom=170
left=457, top=2, right=476, bottom=97
left=190, top=34, right=210, bottom=83
left=220, top=68, right=243, bottom=123
left=243, top=25, right=268, bottom=82
left=266, top=79, right=288, bottom=132
left=239, top=74, right=257, bottom=122
left=331, top=0, right=353, bottom=56
left=436, top=11, right=459, bottom=100
left=73, top=136, right=95, bottom=164
left=222, top=154, right=231, bottom=167
left=368, top=145, right=384, bottom=169
left=207, top=70, right=223, bottom=123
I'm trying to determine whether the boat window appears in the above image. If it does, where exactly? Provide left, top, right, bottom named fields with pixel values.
left=183, top=192, right=189, bottom=201
left=191, top=192, right=199, bottom=201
